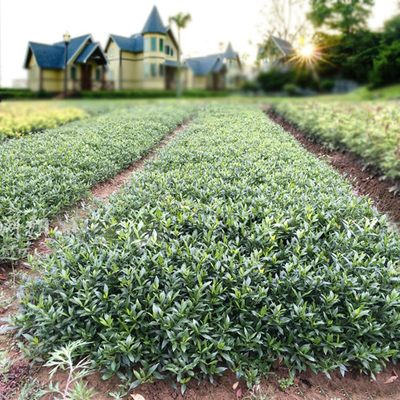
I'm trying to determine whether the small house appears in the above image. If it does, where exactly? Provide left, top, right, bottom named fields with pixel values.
left=24, top=35, right=107, bottom=92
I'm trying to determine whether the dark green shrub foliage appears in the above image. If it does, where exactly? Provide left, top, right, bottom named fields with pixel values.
left=17, top=106, right=400, bottom=390
left=283, top=83, right=300, bottom=96
left=0, top=104, right=194, bottom=261
left=257, top=69, right=295, bottom=92
left=319, top=79, right=335, bottom=92
left=370, top=41, right=400, bottom=88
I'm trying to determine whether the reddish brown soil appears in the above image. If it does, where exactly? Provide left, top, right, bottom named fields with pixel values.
left=128, top=367, right=400, bottom=400
left=267, top=109, right=400, bottom=226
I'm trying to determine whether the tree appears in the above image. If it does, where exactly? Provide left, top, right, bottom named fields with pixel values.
left=308, top=0, right=374, bottom=34
left=313, top=30, right=381, bottom=82
left=383, top=14, right=400, bottom=43
left=369, top=40, right=400, bottom=87
left=261, top=0, right=309, bottom=43
left=169, top=12, right=192, bottom=97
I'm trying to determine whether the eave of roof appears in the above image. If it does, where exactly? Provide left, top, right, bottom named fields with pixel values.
left=76, top=42, right=107, bottom=64
left=54, top=34, right=92, bottom=64
left=24, top=42, right=65, bottom=69
left=108, top=34, right=144, bottom=53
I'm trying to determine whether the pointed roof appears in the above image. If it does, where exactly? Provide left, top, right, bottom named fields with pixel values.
left=54, top=34, right=92, bottom=63
left=224, top=43, right=237, bottom=59
left=25, top=42, right=65, bottom=69
left=186, top=42, right=240, bottom=76
left=142, top=6, right=167, bottom=34
left=24, top=34, right=105, bottom=69
left=186, top=54, right=225, bottom=76
left=75, top=42, right=107, bottom=64
left=270, top=36, right=294, bottom=57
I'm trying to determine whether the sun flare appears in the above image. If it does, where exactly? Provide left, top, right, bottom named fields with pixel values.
left=299, top=44, right=315, bottom=58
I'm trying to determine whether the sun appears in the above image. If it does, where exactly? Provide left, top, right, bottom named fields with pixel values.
left=299, top=44, right=315, bottom=58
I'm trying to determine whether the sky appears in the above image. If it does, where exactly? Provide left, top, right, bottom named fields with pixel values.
left=0, top=0, right=398, bottom=87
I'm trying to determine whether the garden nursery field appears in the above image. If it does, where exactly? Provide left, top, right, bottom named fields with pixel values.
left=1, top=97, right=400, bottom=400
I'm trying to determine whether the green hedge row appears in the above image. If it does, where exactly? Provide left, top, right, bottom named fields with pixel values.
left=0, top=89, right=53, bottom=99
left=17, top=105, right=400, bottom=391
left=0, top=103, right=195, bottom=261
left=273, top=101, right=400, bottom=180
left=0, top=88, right=232, bottom=100
left=76, top=89, right=233, bottom=99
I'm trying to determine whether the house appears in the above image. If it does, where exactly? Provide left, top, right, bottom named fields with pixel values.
left=24, top=6, right=242, bottom=93
left=24, top=35, right=107, bottom=92
left=258, top=36, right=294, bottom=72
left=105, top=6, right=180, bottom=90
left=186, top=43, right=243, bottom=90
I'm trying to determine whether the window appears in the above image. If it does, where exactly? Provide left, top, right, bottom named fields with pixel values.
left=144, top=37, right=151, bottom=52
left=159, top=64, right=164, bottom=77
left=150, top=63, right=157, bottom=77
left=151, top=37, right=157, bottom=52
left=170, top=48, right=174, bottom=56
left=70, top=66, right=77, bottom=80
left=165, top=45, right=170, bottom=55
left=159, top=38, right=164, bottom=53
left=144, top=63, right=150, bottom=78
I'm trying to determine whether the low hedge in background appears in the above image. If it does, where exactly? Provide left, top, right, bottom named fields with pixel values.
left=17, top=105, right=400, bottom=391
left=274, top=101, right=400, bottom=180
left=0, top=89, right=53, bottom=100
left=0, top=103, right=87, bottom=141
left=76, top=89, right=233, bottom=99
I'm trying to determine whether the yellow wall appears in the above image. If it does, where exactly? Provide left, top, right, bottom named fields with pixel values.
left=27, top=55, right=40, bottom=91
left=193, top=76, right=207, bottom=89
left=104, top=32, right=183, bottom=91
left=225, top=59, right=242, bottom=89
left=121, top=51, right=144, bottom=89
left=106, top=41, right=121, bottom=89
left=42, top=69, right=63, bottom=92
left=165, top=33, right=179, bottom=62
left=27, top=56, right=104, bottom=93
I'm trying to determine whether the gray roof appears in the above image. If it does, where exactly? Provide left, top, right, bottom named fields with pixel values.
left=106, top=7, right=180, bottom=54
left=76, top=42, right=107, bottom=64
left=24, top=35, right=97, bottom=69
left=186, top=44, right=239, bottom=76
left=109, top=34, right=144, bottom=53
left=54, top=34, right=92, bottom=63
left=25, top=42, right=65, bottom=69
left=225, top=42, right=237, bottom=59
left=271, top=36, right=294, bottom=57
left=142, top=6, right=167, bottom=34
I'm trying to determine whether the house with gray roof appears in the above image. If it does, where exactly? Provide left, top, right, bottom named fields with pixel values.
left=24, top=34, right=107, bottom=92
left=105, top=6, right=181, bottom=90
left=258, top=36, right=294, bottom=72
left=185, top=43, right=243, bottom=90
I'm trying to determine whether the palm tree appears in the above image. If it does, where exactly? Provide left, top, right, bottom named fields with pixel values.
left=169, top=12, right=192, bottom=97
